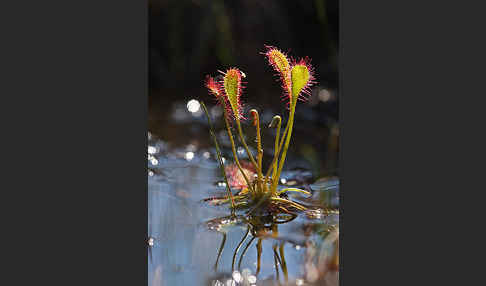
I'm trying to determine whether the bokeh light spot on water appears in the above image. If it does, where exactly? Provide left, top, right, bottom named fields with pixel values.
left=296, top=278, right=304, bottom=285
left=232, top=271, right=242, bottom=283
left=247, top=275, right=257, bottom=284
left=148, top=154, right=158, bottom=166
left=203, top=151, right=210, bottom=159
left=187, top=99, right=200, bottom=113
left=185, top=151, right=194, bottom=161
left=318, top=88, right=332, bottom=102
left=280, top=178, right=287, bottom=184
left=148, top=145, right=157, bottom=155
left=217, top=181, right=226, bottom=187
left=148, top=237, right=154, bottom=247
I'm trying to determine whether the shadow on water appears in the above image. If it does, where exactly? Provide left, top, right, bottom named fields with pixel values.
left=148, top=127, right=339, bottom=285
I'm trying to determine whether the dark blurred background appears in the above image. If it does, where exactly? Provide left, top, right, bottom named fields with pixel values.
left=149, top=0, right=339, bottom=177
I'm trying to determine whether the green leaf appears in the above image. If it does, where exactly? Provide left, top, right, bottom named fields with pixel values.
left=291, top=64, right=310, bottom=103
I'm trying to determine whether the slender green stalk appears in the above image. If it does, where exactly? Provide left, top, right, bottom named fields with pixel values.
left=277, top=188, right=311, bottom=196
left=214, top=233, right=226, bottom=271
left=232, top=227, right=250, bottom=271
left=264, top=121, right=289, bottom=185
left=201, top=101, right=235, bottom=209
left=250, top=109, right=264, bottom=193
left=265, top=115, right=282, bottom=196
left=235, top=119, right=261, bottom=174
left=270, top=197, right=306, bottom=211
left=271, top=101, right=297, bottom=194
left=219, top=97, right=254, bottom=193
left=271, top=118, right=281, bottom=190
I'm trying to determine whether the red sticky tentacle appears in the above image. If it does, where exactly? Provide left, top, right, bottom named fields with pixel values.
left=205, top=75, right=233, bottom=123
left=262, top=45, right=293, bottom=106
left=218, top=68, right=246, bottom=122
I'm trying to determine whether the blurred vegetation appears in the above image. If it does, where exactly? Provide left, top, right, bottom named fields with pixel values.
left=149, top=0, right=338, bottom=97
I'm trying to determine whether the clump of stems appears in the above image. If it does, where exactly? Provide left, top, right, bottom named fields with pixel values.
left=202, top=46, right=316, bottom=214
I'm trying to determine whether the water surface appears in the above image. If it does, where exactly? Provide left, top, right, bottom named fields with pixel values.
left=148, top=131, right=339, bottom=286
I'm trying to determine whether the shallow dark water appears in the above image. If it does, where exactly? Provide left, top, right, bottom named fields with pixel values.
left=148, top=128, right=339, bottom=285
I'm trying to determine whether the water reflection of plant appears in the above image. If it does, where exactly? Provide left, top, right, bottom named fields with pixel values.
left=201, top=46, right=316, bottom=216
left=302, top=226, right=339, bottom=285
left=207, top=213, right=296, bottom=284
left=205, top=186, right=339, bottom=285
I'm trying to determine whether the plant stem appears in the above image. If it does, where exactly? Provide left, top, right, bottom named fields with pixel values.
left=235, top=119, right=261, bottom=175
left=265, top=116, right=282, bottom=196
left=200, top=101, right=235, bottom=209
left=250, top=110, right=264, bottom=194
left=264, top=121, right=289, bottom=183
left=271, top=101, right=297, bottom=194
left=270, top=197, right=306, bottom=211
left=271, top=121, right=281, bottom=190
left=219, top=98, right=254, bottom=193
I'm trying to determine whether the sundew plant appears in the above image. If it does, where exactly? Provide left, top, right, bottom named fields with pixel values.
left=201, top=45, right=316, bottom=216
